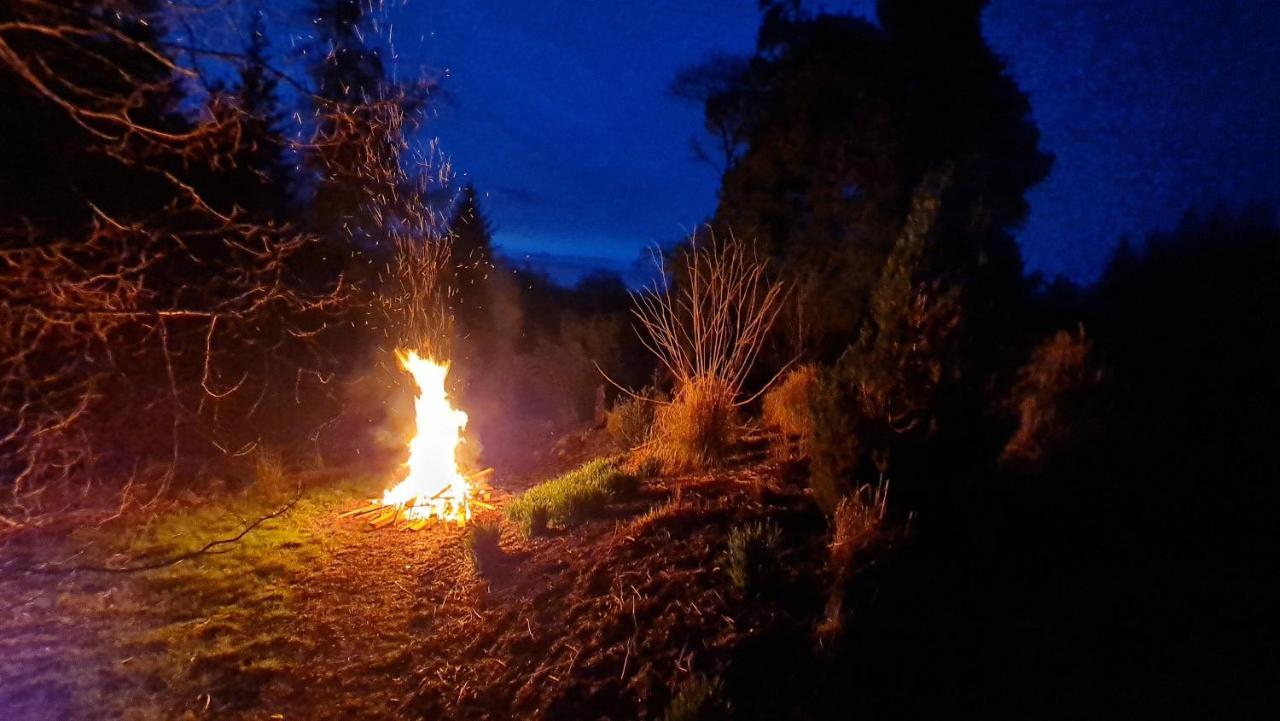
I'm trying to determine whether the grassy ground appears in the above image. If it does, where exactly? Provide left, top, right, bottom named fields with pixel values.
left=1, top=445, right=844, bottom=721
left=1, top=473, right=374, bottom=719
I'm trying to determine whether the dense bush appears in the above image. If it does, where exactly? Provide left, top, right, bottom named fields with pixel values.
left=809, top=177, right=968, bottom=512
left=762, top=364, right=819, bottom=458
left=1001, top=328, right=1104, bottom=469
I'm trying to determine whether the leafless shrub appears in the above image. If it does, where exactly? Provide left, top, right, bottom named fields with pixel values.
left=0, top=1, right=357, bottom=528
left=629, top=233, right=788, bottom=472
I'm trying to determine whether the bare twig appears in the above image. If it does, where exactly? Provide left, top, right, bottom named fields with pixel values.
left=27, top=484, right=303, bottom=575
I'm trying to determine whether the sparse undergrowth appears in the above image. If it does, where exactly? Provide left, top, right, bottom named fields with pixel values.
left=97, top=485, right=358, bottom=718
left=762, top=364, right=819, bottom=459
left=721, top=519, right=784, bottom=595
left=663, top=676, right=730, bottom=721
left=465, top=519, right=503, bottom=574
left=4, top=454, right=845, bottom=721
left=505, top=457, right=638, bottom=536
left=0, top=475, right=376, bottom=720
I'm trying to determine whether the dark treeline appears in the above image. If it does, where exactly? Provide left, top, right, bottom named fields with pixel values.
left=661, top=0, right=1278, bottom=714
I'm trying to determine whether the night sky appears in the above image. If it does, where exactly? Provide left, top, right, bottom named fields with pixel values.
left=332, top=1, right=1280, bottom=285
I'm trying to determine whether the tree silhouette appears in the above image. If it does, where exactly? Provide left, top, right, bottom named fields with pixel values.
left=687, top=0, right=1050, bottom=354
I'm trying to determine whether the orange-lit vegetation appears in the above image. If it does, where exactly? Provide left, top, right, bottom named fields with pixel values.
left=504, top=457, right=637, bottom=536
left=1001, top=327, right=1104, bottom=469
left=762, top=364, right=819, bottom=458
left=630, top=235, right=787, bottom=472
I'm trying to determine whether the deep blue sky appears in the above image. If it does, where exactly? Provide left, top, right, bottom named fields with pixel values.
left=299, top=1, right=1280, bottom=285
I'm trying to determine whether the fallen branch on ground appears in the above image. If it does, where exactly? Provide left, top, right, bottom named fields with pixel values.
left=22, top=484, right=303, bottom=575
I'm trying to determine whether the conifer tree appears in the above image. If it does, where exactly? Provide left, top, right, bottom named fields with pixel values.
left=447, top=184, right=496, bottom=318
left=304, top=0, right=391, bottom=240
left=684, top=0, right=1049, bottom=354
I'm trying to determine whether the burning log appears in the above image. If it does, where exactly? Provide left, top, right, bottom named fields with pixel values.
left=335, top=353, right=494, bottom=533
left=338, top=466, right=497, bottom=531
left=339, top=504, right=386, bottom=519
left=368, top=507, right=399, bottom=528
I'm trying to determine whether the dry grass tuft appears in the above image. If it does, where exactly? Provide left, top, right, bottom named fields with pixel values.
left=623, top=496, right=706, bottom=537
left=762, top=364, right=819, bottom=458
left=828, top=483, right=890, bottom=580
left=619, top=448, right=664, bottom=479
left=817, top=483, right=892, bottom=643
left=605, top=390, right=660, bottom=449
left=648, top=375, right=738, bottom=473
left=253, top=448, right=292, bottom=499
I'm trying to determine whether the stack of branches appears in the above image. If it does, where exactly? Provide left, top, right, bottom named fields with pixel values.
left=0, top=1, right=353, bottom=529
left=630, top=233, right=788, bottom=471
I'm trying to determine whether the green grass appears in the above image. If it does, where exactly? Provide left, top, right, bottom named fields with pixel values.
left=662, top=676, right=730, bottom=721
left=465, top=519, right=502, bottom=574
left=721, top=520, right=783, bottom=595
left=54, top=479, right=368, bottom=719
left=506, top=458, right=637, bottom=536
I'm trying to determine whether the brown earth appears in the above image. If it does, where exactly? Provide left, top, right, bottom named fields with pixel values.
left=0, top=438, right=836, bottom=721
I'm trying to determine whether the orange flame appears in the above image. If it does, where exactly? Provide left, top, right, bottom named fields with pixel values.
left=379, top=350, right=471, bottom=522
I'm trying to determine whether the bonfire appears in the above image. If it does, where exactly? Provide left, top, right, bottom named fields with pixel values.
left=343, top=350, right=491, bottom=529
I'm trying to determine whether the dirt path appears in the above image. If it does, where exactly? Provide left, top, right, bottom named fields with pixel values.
left=277, top=514, right=484, bottom=719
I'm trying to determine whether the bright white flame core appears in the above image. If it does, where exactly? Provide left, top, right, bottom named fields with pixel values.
left=379, top=350, right=471, bottom=522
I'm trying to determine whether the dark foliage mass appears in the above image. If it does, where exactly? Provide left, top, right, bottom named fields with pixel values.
left=674, top=1, right=1279, bottom=714
left=681, top=0, right=1049, bottom=356
left=0, top=0, right=353, bottom=518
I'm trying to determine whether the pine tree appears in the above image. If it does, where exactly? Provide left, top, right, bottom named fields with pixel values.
left=810, top=172, right=966, bottom=511
left=446, top=185, right=497, bottom=335
left=303, top=0, right=390, bottom=239
left=307, top=0, right=385, bottom=106
left=687, top=0, right=1049, bottom=355
left=225, top=7, right=293, bottom=217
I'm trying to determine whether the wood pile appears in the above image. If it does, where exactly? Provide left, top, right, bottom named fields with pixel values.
left=339, top=468, right=495, bottom=530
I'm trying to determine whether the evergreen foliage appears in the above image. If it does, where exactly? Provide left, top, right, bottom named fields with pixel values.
left=680, top=0, right=1049, bottom=355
